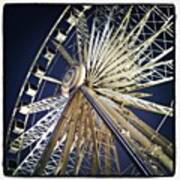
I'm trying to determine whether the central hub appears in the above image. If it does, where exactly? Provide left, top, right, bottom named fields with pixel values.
left=61, top=64, right=86, bottom=97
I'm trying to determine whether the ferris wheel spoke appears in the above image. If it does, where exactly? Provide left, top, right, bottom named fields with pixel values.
left=130, top=59, right=173, bottom=82
left=88, top=110, right=100, bottom=174
left=10, top=98, right=68, bottom=153
left=95, top=128, right=121, bottom=174
left=54, top=96, right=86, bottom=175
left=92, top=8, right=133, bottom=78
left=95, top=61, right=173, bottom=89
left=94, top=16, right=173, bottom=83
left=92, top=7, right=154, bottom=81
left=74, top=130, right=91, bottom=175
left=72, top=99, right=121, bottom=175
left=18, top=95, right=68, bottom=115
left=72, top=101, right=99, bottom=175
left=34, top=73, right=62, bottom=85
left=119, top=106, right=173, bottom=157
left=90, top=22, right=114, bottom=77
left=90, top=15, right=112, bottom=75
left=94, top=88, right=172, bottom=116
left=43, top=109, right=83, bottom=176
left=75, top=10, right=90, bottom=63
left=87, top=101, right=121, bottom=175
left=127, top=46, right=174, bottom=75
left=12, top=118, right=58, bottom=176
left=79, top=114, right=95, bottom=174
left=120, top=76, right=173, bottom=93
left=126, top=51, right=173, bottom=80
left=142, top=46, right=173, bottom=67
left=100, top=132, right=113, bottom=174
left=55, top=121, right=77, bottom=175
left=72, top=104, right=87, bottom=175
left=126, top=92, right=152, bottom=98
left=53, top=40, right=77, bottom=66
left=94, top=46, right=173, bottom=86
left=34, top=91, right=82, bottom=175
left=81, top=86, right=152, bottom=175
left=97, top=90, right=173, bottom=162
left=71, top=103, right=95, bottom=175
left=89, top=32, right=101, bottom=73
left=92, top=6, right=133, bottom=77
left=82, top=87, right=173, bottom=174
left=111, top=113, right=173, bottom=174
left=112, top=145, right=121, bottom=174
left=42, top=134, right=67, bottom=175
left=96, top=29, right=172, bottom=84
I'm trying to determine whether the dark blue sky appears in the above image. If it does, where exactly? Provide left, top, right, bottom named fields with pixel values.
left=4, top=4, right=66, bottom=129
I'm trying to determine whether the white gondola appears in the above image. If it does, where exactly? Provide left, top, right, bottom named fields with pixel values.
left=54, top=29, right=67, bottom=44
left=13, top=119, right=25, bottom=134
left=25, top=83, right=38, bottom=97
left=83, top=5, right=92, bottom=11
left=9, top=141, right=21, bottom=154
left=33, top=66, right=46, bottom=77
left=19, top=105, right=29, bottom=115
left=43, top=48, right=55, bottom=63
left=67, top=13, right=77, bottom=26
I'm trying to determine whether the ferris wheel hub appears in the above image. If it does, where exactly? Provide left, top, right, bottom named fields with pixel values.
left=61, top=63, right=86, bottom=97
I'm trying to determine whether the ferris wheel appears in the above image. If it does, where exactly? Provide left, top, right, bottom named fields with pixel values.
left=5, top=4, right=175, bottom=176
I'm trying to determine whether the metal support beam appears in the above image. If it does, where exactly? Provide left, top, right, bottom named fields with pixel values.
left=34, top=90, right=78, bottom=175
left=81, top=86, right=152, bottom=176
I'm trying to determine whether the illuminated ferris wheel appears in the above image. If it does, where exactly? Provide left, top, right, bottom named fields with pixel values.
left=5, top=4, right=174, bottom=176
